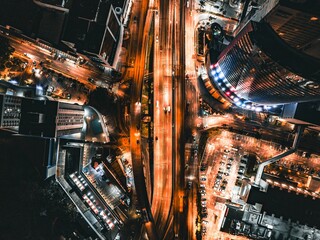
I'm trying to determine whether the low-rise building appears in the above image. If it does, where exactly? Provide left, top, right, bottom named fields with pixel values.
left=19, top=98, right=84, bottom=138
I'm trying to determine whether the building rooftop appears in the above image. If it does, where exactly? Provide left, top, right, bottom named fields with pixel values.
left=247, top=186, right=320, bottom=228
left=265, top=0, right=320, bottom=59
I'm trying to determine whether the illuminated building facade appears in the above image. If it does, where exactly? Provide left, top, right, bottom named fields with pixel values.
left=210, top=20, right=320, bottom=107
left=209, top=0, right=320, bottom=108
left=0, top=94, right=22, bottom=129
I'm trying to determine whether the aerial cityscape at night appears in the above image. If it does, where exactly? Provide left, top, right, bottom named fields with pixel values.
left=0, top=0, right=320, bottom=239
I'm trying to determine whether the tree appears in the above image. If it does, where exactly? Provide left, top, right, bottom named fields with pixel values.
left=0, top=36, right=14, bottom=66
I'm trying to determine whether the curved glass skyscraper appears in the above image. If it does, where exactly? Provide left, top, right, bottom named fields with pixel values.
left=209, top=0, right=320, bottom=106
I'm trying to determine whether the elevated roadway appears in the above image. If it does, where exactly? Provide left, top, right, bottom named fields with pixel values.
left=128, top=0, right=159, bottom=239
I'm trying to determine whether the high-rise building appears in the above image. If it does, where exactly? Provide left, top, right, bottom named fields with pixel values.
left=63, top=0, right=123, bottom=66
left=264, top=0, right=320, bottom=59
left=208, top=0, right=320, bottom=107
left=0, top=94, right=22, bottom=129
left=19, top=98, right=84, bottom=138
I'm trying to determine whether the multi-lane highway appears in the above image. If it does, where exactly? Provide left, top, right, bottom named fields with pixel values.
left=152, top=0, right=174, bottom=238
left=128, top=0, right=160, bottom=239
left=172, top=0, right=187, bottom=238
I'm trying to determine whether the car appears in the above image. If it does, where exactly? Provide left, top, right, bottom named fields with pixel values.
left=200, top=184, right=205, bottom=188
left=141, top=208, right=150, bottom=223
left=88, top=78, right=95, bottom=84
left=201, top=209, right=207, bottom=214
left=110, top=69, right=122, bottom=79
left=97, top=65, right=105, bottom=72
left=133, top=16, right=138, bottom=23
left=224, top=172, right=230, bottom=176
left=47, top=85, right=54, bottom=93
left=187, top=181, right=192, bottom=189
left=164, top=105, right=171, bottom=113
left=216, top=174, right=223, bottom=179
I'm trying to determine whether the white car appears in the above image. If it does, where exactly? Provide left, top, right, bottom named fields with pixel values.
left=164, top=105, right=171, bottom=113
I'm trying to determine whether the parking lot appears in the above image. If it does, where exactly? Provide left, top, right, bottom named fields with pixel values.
left=198, top=130, right=251, bottom=239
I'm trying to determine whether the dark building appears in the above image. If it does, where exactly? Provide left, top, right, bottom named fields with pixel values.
left=208, top=0, right=320, bottom=106
left=247, top=185, right=320, bottom=228
left=0, top=0, right=68, bottom=45
left=264, top=0, right=320, bottom=59
left=0, top=0, right=126, bottom=65
left=281, top=101, right=320, bottom=133
left=36, top=7, right=68, bottom=45
left=62, top=0, right=122, bottom=66
left=19, top=98, right=84, bottom=138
